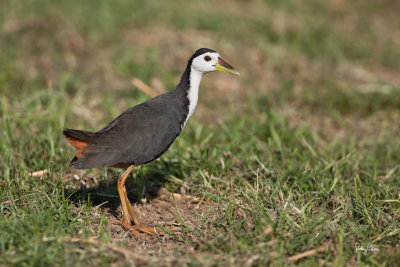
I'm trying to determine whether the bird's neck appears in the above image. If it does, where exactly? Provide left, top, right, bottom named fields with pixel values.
left=187, top=67, right=203, bottom=118
left=177, top=66, right=203, bottom=125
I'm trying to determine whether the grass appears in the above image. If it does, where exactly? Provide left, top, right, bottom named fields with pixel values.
left=1, top=0, right=400, bottom=265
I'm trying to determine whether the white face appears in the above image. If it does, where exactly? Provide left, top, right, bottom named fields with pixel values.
left=191, top=52, right=220, bottom=73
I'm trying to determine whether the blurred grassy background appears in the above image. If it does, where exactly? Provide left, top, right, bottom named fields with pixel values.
left=1, top=0, right=399, bottom=266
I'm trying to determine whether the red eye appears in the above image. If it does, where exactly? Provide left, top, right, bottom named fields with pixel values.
left=204, top=56, right=212, bottom=61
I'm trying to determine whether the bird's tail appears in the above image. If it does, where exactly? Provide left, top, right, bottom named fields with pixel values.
left=63, top=129, right=95, bottom=166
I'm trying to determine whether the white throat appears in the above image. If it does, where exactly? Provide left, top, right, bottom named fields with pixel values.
left=183, top=67, right=203, bottom=127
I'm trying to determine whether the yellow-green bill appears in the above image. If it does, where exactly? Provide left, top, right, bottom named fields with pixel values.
left=216, top=57, right=240, bottom=75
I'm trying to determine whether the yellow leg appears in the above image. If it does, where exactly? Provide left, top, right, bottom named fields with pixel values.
left=122, top=185, right=157, bottom=235
left=115, top=165, right=156, bottom=236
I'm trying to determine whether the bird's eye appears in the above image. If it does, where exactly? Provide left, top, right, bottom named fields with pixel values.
left=204, top=56, right=212, bottom=62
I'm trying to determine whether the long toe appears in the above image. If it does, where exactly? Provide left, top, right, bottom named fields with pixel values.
left=135, top=227, right=157, bottom=235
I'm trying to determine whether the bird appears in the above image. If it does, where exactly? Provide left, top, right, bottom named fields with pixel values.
left=63, top=48, right=239, bottom=236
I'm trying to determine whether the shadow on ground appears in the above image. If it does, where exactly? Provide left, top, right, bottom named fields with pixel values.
left=66, top=161, right=186, bottom=219
left=62, top=161, right=210, bottom=248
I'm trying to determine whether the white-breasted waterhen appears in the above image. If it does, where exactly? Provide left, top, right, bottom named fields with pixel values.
left=63, top=48, right=239, bottom=236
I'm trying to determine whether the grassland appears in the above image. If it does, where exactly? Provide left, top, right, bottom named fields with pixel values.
left=1, top=0, right=400, bottom=266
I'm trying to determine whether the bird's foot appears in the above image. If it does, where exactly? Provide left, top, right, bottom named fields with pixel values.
left=110, top=219, right=158, bottom=237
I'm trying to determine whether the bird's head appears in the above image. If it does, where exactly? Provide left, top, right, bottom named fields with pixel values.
left=189, top=48, right=240, bottom=75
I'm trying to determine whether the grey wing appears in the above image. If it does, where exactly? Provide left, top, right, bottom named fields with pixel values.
left=74, top=100, right=183, bottom=168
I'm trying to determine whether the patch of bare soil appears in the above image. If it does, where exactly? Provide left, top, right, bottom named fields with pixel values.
left=65, top=171, right=215, bottom=255
left=107, top=187, right=207, bottom=250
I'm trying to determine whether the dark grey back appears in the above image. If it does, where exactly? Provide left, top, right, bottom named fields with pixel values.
left=72, top=64, right=192, bottom=169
